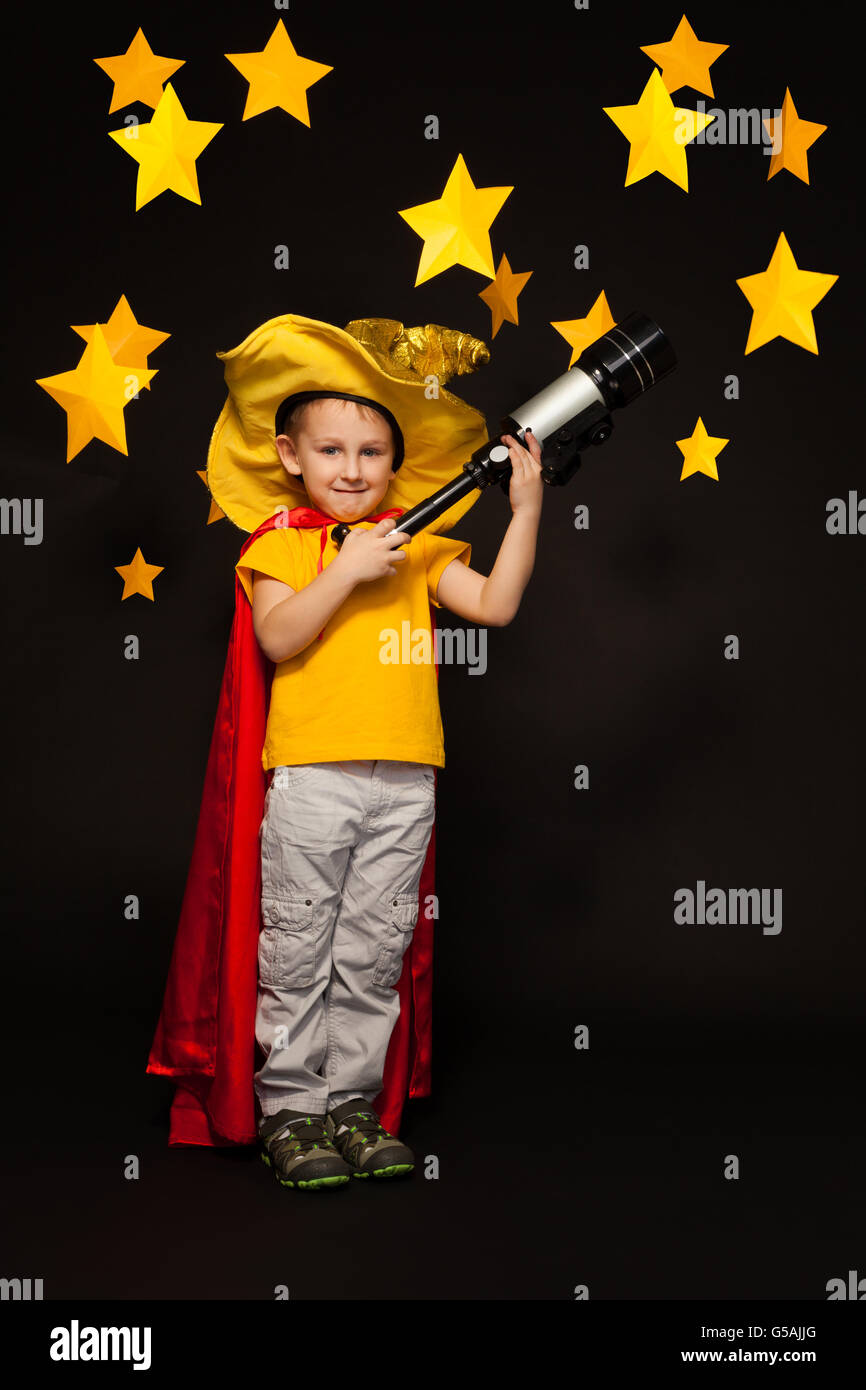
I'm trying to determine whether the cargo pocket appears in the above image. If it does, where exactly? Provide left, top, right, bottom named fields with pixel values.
left=371, top=890, right=420, bottom=990
left=258, top=895, right=316, bottom=989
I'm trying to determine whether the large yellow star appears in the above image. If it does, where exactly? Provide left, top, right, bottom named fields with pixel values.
left=478, top=254, right=533, bottom=337
left=225, top=20, right=333, bottom=123
left=70, top=295, right=169, bottom=395
left=398, top=154, right=513, bottom=286
left=640, top=14, right=728, bottom=98
left=763, top=89, right=827, bottom=184
left=115, top=548, right=164, bottom=601
left=550, top=292, right=617, bottom=368
left=197, top=470, right=226, bottom=524
left=603, top=67, right=715, bottom=191
left=736, top=231, right=837, bottom=354
left=108, top=83, right=222, bottom=210
left=35, top=325, right=157, bottom=461
left=676, top=418, right=728, bottom=480
left=94, top=26, right=185, bottom=113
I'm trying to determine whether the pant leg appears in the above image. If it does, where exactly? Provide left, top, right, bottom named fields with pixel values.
left=254, top=762, right=360, bottom=1118
left=324, top=759, right=436, bottom=1110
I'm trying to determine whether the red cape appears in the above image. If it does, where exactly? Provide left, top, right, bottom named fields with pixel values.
left=146, top=509, right=438, bottom=1145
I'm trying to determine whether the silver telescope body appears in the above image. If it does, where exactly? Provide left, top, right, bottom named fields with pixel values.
left=332, top=311, right=676, bottom=547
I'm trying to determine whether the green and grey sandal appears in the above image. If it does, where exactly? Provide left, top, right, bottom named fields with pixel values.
left=259, top=1109, right=353, bottom=1190
left=325, top=1099, right=415, bottom=1179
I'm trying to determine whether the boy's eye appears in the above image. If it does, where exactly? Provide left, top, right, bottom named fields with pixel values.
left=321, top=446, right=380, bottom=456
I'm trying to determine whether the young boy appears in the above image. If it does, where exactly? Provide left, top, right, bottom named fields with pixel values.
left=146, top=313, right=543, bottom=1190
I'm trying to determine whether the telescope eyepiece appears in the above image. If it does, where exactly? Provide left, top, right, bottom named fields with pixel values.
left=576, top=311, right=676, bottom=409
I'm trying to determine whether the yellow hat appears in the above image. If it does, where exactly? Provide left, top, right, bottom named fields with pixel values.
left=206, top=313, right=492, bottom=535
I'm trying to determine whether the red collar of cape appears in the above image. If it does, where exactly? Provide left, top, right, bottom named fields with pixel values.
left=146, top=505, right=438, bottom=1145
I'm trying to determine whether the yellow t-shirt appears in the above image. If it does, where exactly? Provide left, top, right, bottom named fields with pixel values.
left=236, top=522, right=472, bottom=771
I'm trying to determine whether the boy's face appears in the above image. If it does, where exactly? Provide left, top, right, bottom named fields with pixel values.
left=275, top=398, right=397, bottom=523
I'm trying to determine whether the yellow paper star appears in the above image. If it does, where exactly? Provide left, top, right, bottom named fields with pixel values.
left=735, top=231, right=837, bottom=354
left=676, top=418, right=728, bottom=480
left=70, top=295, right=169, bottom=394
left=115, top=548, right=164, bottom=601
left=224, top=20, right=333, bottom=123
left=763, top=89, right=827, bottom=184
left=108, top=83, right=222, bottom=210
left=550, top=292, right=617, bottom=368
left=94, top=26, right=185, bottom=113
left=603, top=67, right=715, bottom=191
left=197, top=470, right=226, bottom=524
left=478, top=254, right=533, bottom=337
left=35, top=325, right=157, bottom=462
left=398, top=153, right=513, bottom=286
left=640, top=14, right=728, bottom=98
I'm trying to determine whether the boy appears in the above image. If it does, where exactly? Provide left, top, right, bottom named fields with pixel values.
left=146, top=314, right=543, bottom=1191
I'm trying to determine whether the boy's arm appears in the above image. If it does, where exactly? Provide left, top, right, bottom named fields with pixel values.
left=252, top=566, right=356, bottom=662
left=251, top=518, right=410, bottom=662
left=435, top=430, right=544, bottom=627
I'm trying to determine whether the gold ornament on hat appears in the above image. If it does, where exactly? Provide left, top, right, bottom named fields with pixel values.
left=205, top=313, right=491, bottom=535
left=344, top=318, right=490, bottom=386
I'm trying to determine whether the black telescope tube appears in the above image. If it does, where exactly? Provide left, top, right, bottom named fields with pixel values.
left=332, top=311, right=675, bottom=547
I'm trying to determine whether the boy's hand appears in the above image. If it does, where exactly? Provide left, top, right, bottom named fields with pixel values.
left=331, top=517, right=411, bottom=586
left=502, top=429, right=544, bottom=516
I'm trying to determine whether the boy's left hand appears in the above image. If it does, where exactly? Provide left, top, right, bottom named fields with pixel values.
left=501, top=429, right=544, bottom=515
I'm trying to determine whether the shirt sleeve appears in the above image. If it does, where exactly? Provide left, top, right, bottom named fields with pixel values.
left=235, top=528, right=300, bottom=606
left=423, top=531, right=472, bottom=609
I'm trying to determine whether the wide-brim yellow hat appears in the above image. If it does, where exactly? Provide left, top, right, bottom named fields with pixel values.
left=206, top=313, right=492, bottom=535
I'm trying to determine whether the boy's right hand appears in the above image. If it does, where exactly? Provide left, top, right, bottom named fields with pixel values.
left=331, top=518, right=411, bottom=586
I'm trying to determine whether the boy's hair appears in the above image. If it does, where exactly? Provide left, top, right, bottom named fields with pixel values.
left=280, top=396, right=397, bottom=465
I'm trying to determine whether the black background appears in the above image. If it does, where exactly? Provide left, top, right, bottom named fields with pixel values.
left=1, top=0, right=863, bottom=1303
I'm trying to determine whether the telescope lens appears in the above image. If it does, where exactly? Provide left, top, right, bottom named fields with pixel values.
left=576, top=312, right=676, bottom=408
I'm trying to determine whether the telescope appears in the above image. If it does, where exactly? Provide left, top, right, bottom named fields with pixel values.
left=332, top=311, right=676, bottom=548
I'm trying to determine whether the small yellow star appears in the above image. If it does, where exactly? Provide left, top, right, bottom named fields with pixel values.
left=676, top=418, right=729, bottom=480
left=70, top=295, right=169, bottom=394
left=603, top=67, right=715, bottom=191
left=225, top=20, right=333, bottom=123
left=763, top=89, right=827, bottom=184
left=398, top=153, right=513, bottom=286
left=115, top=548, right=164, bottom=601
left=197, top=470, right=226, bottom=524
left=108, top=82, right=222, bottom=210
left=551, top=292, right=617, bottom=368
left=640, top=14, right=728, bottom=98
left=478, top=254, right=533, bottom=337
left=35, top=325, right=157, bottom=461
left=736, top=231, right=837, bottom=354
left=94, top=26, right=185, bottom=113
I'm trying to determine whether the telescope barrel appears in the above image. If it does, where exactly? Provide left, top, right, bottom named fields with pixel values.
left=332, top=311, right=676, bottom=548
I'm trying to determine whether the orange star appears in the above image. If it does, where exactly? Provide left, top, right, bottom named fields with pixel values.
left=640, top=14, right=728, bottom=98
left=225, top=20, right=333, bottom=123
left=115, top=548, right=164, bottom=600
left=763, top=89, right=827, bottom=184
left=35, top=325, right=157, bottom=461
left=197, top=470, right=226, bottom=524
left=398, top=153, right=513, bottom=285
left=676, top=417, right=729, bottom=480
left=478, top=254, right=533, bottom=337
left=94, top=27, right=185, bottom=113
left=550, top=292, right=617, bottom=367
left=736, top=231, right=837, bottom=354
left=70, top=295, right=169, bottom=394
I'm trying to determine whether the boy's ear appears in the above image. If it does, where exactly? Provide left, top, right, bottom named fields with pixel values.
left=275, top=433, right=302, bottom=475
